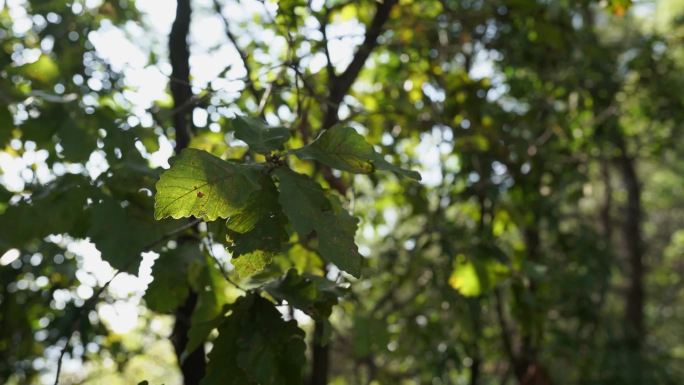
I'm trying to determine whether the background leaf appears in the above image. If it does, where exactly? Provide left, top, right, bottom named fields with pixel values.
left=232, top=116, right=290, bottom=154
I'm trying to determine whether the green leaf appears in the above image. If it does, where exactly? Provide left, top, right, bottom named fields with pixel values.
left=274, top=168, right=361, bottom=276
left=0, top=175, right=92, bottom=249
left=232, top=116, right=290, bottom=154
left=274, top=167, right=330, bottom=237
left=371, top=152, right=423, bottom=181
left=12, top=54, right=59, bottom=84
left=225, top=175, right=289, bottom=258
left=145, top=242, right=202, bottom=313
left=294, top=126, right=421, bottom=180
left=317, top=209, right=362, bottom=277
left=265, top=269, right=342, bottom=319
left=225, top=175, right=280, bottom=234
left=232, top=251, right=273, bottom=278
left=228, top=214, right=289, bottom=257
left=154, top=148, right=262, bottom=221
left=89, top=199, right=175, bottom=272
left=201, top=294, right=306, bottom=385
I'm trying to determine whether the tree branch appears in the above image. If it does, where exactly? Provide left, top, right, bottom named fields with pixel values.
left=169, top=0, right=194, bottom=152
left=169, top=1, right=207, bottom=384
left=317, top=5, right=335, bottom=84
left=322, top=0, right=398, bottom=130
left=212, top=0, right=262, bottom=101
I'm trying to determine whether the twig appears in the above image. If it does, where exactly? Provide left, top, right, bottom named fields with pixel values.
left=317, top=4, right=335, bottom=83
left=212, top=0, right=261, bottom=101
left=322, top=0, right=399, bottom=130
left=204, top=232, right=246, bottom=292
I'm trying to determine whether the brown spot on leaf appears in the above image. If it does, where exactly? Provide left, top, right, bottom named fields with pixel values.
left=197, top=191, right=205, bottom=198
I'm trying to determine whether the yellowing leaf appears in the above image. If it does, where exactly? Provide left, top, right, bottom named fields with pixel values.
left=449, top=254, right=508, bottom=297
left=232, top=251, right=273, bottom=278
left=448, top=257, right=482, bottom=297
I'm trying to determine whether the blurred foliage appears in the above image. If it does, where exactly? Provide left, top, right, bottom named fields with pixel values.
left=0, top=0, right=683, bottom=384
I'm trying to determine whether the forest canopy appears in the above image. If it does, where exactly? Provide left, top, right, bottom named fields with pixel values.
left=1, top=0, right=684, bottom=384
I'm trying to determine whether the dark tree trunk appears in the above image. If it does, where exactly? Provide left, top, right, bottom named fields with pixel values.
left=310, top=320, right=330, bottom=385
left=172, top=292, right=206, bottom=385
left=617, top=145, right=645, bottom=348
left=170, top=0, right=193, bottom=152
left=600, top=159, right=614, bottom=242
left=169, top=1, right=205, bottom=384
left=470, top=351, right=481, bottom=385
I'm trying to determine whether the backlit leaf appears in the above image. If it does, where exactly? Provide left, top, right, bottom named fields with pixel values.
left=154, top=148, right=262, bottom=221
left=89, top=199, right=175, bottom=272
left=232, top=251, right=273, bottom=278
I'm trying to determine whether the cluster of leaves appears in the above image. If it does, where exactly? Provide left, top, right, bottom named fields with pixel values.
left=155, top=117, right=418, bottom=276
left=146, top=115, right=418, bottom=383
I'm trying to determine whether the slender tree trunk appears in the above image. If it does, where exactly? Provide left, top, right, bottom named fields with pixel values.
left=469, top=323, right=482, bottom=385
left=600, top=159, right=614, bottom=242
left=172, top=292, right=206, bottom=385
left=469, top=194, right=487, bottom=385
left=170, top=0, right=193, bottom=153
left=169, top=1, right=206, bottom=384
left=515, top=211, right=552, bottom=385
left=617, top=145, right=645, bottom=348
left=310, top=320, right=330, bottom=385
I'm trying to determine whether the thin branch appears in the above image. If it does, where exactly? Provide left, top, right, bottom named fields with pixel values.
left=52, top=275, right=117, bottom=385
left=317, top=5, right=335, bottom=83
left=212, top=0, right=262, bottom=101
left=322, top=0, right=398, bottom=130
left=203, top=233, right=246, bottom=292
left=494, top=288, right=519, bottom=373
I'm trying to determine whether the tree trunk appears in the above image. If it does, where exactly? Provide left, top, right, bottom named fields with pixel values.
left=169, top=1, right=206, bottom=384
left=172, top=292, right=206, bottom=385
left=617, top=145, right=645, bottom=349
left=170, top=0, right=193, bottom=153
left=310, top=320, right=330, bottom=385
